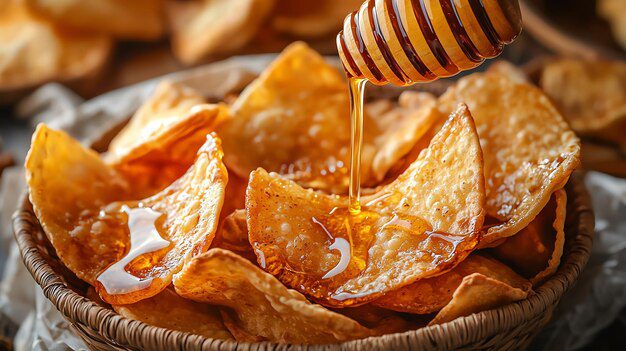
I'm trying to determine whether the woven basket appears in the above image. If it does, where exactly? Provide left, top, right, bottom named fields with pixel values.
left=11, top=58, right=594, bottom=350
left=12, top=168, right=593, bottom=351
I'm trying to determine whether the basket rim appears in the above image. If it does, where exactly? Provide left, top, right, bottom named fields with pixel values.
left=12, top=170, right=594, bottom=350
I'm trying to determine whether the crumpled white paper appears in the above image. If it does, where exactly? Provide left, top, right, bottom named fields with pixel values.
left=1, top=54, right=625, bottom=351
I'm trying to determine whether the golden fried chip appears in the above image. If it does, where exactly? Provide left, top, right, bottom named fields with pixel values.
left=106, top=82, right=226, bottom=197
left=368, top=91, right=439, bottom=182
left=210, top=209, right=255, bottom=262
left=24, top=0, right=164, bottom=40
left=492, top=189, right=567, bottom=285
left=114, top=288, right=233, bottom=339
left=247, top=105, right=485, bottom=307
left=272, top=0, right=362, bottom=38
left=26, top=126, right=228, bottom=304
left=373, top=255, right=531, bottom=314
left=0, top=2, right=112, bottom=91
left=167, top=0, right=275, bottom=64
left=334, top=305, right=415, bottom=335
left=108, top=81, right=206, bottom=158
left=173, top=249, right=374, bottom=343
left=539, top=59, right=626, bottom=151
left=439, top=73, right=580, bottom=246
left=218, top=172, right=248, bottom=222
left=219, top=42, right=440, bottom=193
left=96, top=134, right=227, bottom=304
left=487, top=60, right=529, bottom=84
left=108, top=104, right=226, bottom=197
left=209, top=171, right=251, bottom=259
left=26, top=124, right=130, bottom=284
left=429, top=273, right=529, bottom=325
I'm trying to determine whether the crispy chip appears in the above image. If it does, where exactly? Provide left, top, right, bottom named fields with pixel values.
left=26, top=125, right=130, bottom=283
left=334, top=305, right=416, bottom=335
left=167, top=0, right=275, bottom=64
left=492, top=189, right=567, bottom=285
left=531, top=189, right=566, bottom=285
left=24, top=0, right=164, bottom=40
left=272, top=0, right=362, bottom=38
left=173, top=249, right=374, bottom=343
left=368, top=91, right=439, bottom=182
left=210, top=209, right=255, bottom=262
left=106, top=82, right=226, bottom=197
left=219, top=172, right=248, bottom=222
left=107, top=104, right=226, bottom=197
left=210, top=171, right=251, bottom=259
left=373, top=255, right=531, bottom=314
left=247, top=105, right=485, bottom=307
left=487, top=60, right=529, bottom=84
left=429, top=272, right=529, bottom=325
left=107, top=81, right=206, bottom=158
left=429, top=273, right=529, bottom=325
left=114, top=288, right=233, bottom=339
left=0, top=2, right=112, bottom=91
left=26, top=126, right=228, bottom=304
left=439, top=73, right=580, bottom=246
left=219, top=42, right=440, bottom=193
left=539, top=59, right=626, bottom=151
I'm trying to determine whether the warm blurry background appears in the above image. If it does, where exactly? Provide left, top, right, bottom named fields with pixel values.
left=1, top=0, right=626, bottom=180
left=0, top=0, right=625, bottom=350
left=0, top=0, right=623, bottom=103
left=0, top=0, right=364, bottom=103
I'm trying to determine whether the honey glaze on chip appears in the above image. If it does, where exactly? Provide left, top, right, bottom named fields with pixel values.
left=97, top=205, right=170, bottom=295
left=248, top=105, right=485, bottom=307
left=310, top=207, right=465, bottom=302
left=313, top=207, right=453, bottom=283
left=96, top=134, right=227, bottom=304
left=25, top=125, right=132, bottom=286
left=26, top=126, right=228, bottom=305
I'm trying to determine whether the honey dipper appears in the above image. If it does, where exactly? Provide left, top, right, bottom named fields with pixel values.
left=337, top=0, right=522, bottom=86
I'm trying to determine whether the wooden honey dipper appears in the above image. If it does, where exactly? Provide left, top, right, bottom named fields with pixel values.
left=337, top=0, right=522, bottom=86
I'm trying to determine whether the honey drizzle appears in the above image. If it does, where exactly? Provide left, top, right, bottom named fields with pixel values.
left=97, top=206, right=169, bottom=295
left=290, top=0, right=522, bottom=301
left=348, top=78, right=367, bottom=215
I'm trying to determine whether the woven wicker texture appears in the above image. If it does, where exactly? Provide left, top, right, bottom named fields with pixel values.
left=12, top=169, right=593, bottom=351
left=10, top=67, right=593, bottom=350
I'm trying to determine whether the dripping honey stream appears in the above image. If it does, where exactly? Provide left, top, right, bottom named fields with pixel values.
left=348, top=78, right=367, bottom=214
left=340, top=0, right=522, bottom=274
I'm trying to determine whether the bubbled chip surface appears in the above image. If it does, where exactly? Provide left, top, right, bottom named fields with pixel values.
left=246, top=105, right=485, bottom=307
left=438, top=73, right=580, bottom=246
